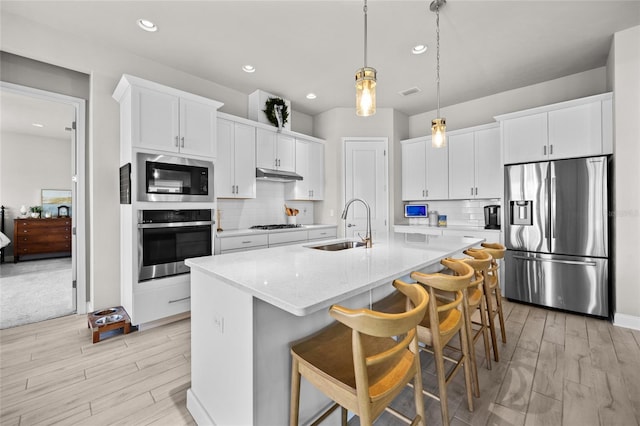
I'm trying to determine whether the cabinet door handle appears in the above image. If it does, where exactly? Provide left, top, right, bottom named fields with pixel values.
left=180, top=136, right=185, bottom=148
left=175, top=136, right=179, bottom=147
left=168, top=296, right=190, bottom=304
left=471, top=187, right=474, bottom=196
left=475, top=187, right=478, bottom=195
left=426, top=189, right=429, bottom=197
left=550, top=144, right=553, bottom=155
left=235, top=185, right=239, bottom=194
left=543, top=145, right=547, bottom=156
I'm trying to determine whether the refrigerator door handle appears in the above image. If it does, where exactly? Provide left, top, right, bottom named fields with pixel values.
left=551, top=176, right=557, bottom=239
left=512, top=255, right=597, bottom=267
left=543, top=177, right=549, bottom=239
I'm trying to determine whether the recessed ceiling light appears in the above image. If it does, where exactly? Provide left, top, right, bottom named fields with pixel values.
left=137, top=19, right=158, bottom=32
left=242, top=65, right=256, bottom=73
left=32, top=123, right=44, bottom=128
left=306, top=93, right=317, bottom=100
left=412, top=44, right=428, bottom=55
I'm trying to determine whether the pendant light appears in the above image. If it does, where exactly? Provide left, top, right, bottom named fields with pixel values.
left=355, top=0, right=376, bottom=116
left=431, top=0, right=446, bottom=148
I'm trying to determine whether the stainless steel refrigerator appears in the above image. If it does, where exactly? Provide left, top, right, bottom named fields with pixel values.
left=504, top=156, right=609, bottom=317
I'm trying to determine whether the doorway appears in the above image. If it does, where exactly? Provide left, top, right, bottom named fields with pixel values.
left=343, top=137, right=389, bottom=240
left=0, top=82, right=86, bottom=328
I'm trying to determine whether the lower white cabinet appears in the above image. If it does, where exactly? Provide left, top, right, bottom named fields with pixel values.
left=132, top=275, right=191, bottom=325
left=216, top=227, right=337, bottom=254
left=308, top=228, right=337, bottom=240
left=218, top=234, right=269, bottom=254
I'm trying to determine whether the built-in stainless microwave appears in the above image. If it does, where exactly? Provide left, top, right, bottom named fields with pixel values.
left=136, top=153, right=214, bottom=202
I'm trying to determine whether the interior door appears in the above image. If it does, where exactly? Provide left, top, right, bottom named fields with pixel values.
left=343, top=138, right=388, bottom=240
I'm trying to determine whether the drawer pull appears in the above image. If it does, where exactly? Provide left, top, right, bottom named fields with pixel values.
left=242, top=241, right=253, bottom=244
left=168, top=296, right=190, bottom=304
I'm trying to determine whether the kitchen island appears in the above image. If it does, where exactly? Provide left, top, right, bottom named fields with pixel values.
left=185, top=232, right=483, bottom=425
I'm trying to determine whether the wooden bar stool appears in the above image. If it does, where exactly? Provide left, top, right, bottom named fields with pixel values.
left=465, top=242, right=507, bottom=362
left=454, top=253, right=493, bottom=393
left=289, top=280, right=429, bottom=426
left=405, top=259, right=475, bottom=426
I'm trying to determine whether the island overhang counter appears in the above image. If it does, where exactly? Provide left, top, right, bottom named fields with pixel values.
left=185, top=232, right=484, bottom=425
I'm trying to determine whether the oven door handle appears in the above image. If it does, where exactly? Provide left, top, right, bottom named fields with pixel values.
left=138, top=221, right=214, bottom=229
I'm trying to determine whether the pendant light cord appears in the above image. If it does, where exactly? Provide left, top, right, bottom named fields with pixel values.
left=436, top=3, right=441, bottom=117
left=364, top=0, right=368, bottom=68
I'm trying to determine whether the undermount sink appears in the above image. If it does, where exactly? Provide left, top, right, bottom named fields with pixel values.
left=308, top=240, right=366, bottom=251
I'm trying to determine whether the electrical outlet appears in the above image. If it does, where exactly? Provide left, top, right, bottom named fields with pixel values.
left=213, top=315, right=224, bottom=334
left=329, top=209, right=334, bottom=217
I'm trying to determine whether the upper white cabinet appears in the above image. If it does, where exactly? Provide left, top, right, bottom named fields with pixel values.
left=256, top=128, right=296, bottom=172
left=113, top=75, right=223, bottom=159
left=286, top=138, right=325, bottom=200
left=401, top=136, right=448, bottom=201
left=497, top=93, right=612, bottom=165
left=448, top=124, right=501, bottom=199
left=216, top=117, right=256, bottom=198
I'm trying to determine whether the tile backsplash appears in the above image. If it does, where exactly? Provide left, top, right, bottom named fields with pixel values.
left=216, top=181, right=314, bottom=230
left=401, top=199, right=501, bottom=227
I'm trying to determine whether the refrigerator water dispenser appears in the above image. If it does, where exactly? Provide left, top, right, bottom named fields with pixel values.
left=510, top=200, right=533, bottom=225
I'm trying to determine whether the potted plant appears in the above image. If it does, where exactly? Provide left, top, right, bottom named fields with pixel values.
left=29, top=206, right=42, bottom=218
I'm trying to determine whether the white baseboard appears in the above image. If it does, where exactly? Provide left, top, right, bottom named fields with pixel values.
left=613, top=313, right=640, bottom=331
left=186, top=389, right=215, bottom=426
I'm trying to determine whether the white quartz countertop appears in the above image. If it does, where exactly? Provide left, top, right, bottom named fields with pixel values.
left=215, top=224, right=336, bottom=238
left=186, top=232, right=483, bottom=316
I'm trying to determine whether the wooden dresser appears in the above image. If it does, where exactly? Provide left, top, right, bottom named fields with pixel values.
left=13, top=217, right=72, bottom=262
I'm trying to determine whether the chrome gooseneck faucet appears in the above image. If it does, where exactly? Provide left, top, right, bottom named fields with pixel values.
left=341, top=198, right=373, bottom=248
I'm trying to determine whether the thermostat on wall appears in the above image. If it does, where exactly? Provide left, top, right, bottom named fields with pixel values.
left=404, top=204, right=428, bottom=218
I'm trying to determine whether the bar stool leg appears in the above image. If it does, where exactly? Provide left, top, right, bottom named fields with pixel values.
left=478, top=294, right=492, bottom=370
left=290, top=357, right=301, bottom=426
left=484, top=281, right=500, bottom=363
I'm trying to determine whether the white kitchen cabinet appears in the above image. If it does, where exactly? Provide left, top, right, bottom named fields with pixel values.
left=286, top=138, right=325, bottom=200
left=401, top=136, right=448, bottom=201
left=498, top=93, right=612, bottom=165
left=448, top=124, right=501, bottom=199
left=256, top=128, right=295, bottom=172
left=113, top=75, right=223, bottom=159
left=218, top=234, right=268, bottom=254
left=548, top=101, right=602, bottom=159
left=216, top=118, right=256, bottom=198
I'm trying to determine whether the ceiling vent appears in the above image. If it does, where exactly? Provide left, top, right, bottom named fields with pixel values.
left=398, top=87, right=422, bottom=97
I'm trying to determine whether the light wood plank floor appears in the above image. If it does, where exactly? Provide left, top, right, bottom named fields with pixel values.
left=1, top=299, right=639, bottom=426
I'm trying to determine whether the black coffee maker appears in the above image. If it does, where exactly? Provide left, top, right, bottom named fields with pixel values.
left=484, top=205, right=501, bottom=229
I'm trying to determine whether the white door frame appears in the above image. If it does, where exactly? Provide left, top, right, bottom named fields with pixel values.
left=1, top=81, right=87, bottom=314
left=341, top=137, right=389, bottom=237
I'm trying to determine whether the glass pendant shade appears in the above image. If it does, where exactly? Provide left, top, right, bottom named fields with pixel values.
left=355, top=67, right=377, bottom=116
left=432, top=118, right=446, bottom=148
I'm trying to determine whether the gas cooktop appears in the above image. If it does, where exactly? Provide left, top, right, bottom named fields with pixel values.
left=250, top=224, right=302, bottom=230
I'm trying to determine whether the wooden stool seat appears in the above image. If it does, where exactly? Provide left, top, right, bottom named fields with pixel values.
left=87, top=306, right=131, bottom=343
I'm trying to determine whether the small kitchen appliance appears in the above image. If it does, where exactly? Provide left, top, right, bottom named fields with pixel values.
left=484, top=205, right=501, bottom=229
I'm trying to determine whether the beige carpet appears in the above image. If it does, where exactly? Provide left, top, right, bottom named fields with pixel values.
left=0, top=258, right=74, bottom=329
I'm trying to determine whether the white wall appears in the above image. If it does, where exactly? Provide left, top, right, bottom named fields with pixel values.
left=313, top=107, right=398, bottom=235
left=610, top=26, right=640, bottom=329
left=217, top=181, right=314, bottom=230
left=0, top=131, right=72, bottom=257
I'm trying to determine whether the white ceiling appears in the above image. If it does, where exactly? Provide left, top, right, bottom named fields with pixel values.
left=1, top=1, right=639, bottom=120
left=0, top=90, right=75, bottom=141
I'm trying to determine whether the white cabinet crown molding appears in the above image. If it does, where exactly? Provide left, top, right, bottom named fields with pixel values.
left=112, top=74, right=224, bottom=109
left=494, top=92, right=612, bottom=122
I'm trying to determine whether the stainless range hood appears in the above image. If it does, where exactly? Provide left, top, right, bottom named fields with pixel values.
left=255, top=167, right=303, bottom=182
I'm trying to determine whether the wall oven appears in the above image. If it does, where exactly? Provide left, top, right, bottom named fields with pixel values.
left=137, top=209, right=213, bottom=281
left=136, top=153, right=214, bottom=202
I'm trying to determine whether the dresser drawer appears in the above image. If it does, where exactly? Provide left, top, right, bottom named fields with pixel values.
left=219, top=234, right=268, bottom=252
